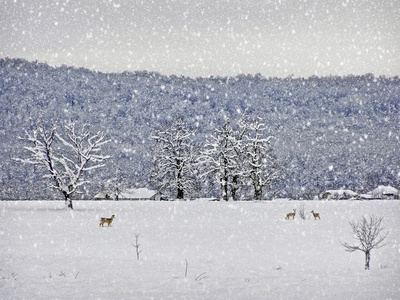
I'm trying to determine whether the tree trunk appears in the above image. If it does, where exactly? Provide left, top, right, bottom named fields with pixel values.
left=254, top=187, right=262, bottom=201
left=365, top=250, right=370, bottom=270
left=177, top=188, right=184, bottom=199
left=253, top=174, right=262, bottom=200
left=64, top=193, right=73, bottom=209
left=176, top=161, right=184, bottom=199
left=221, top=176, right=228, bottom=201
left=231, top=175, right=239, bottom=201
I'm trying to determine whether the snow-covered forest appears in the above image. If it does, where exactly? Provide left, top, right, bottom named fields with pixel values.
left=1, top=58, right=400, bottom=200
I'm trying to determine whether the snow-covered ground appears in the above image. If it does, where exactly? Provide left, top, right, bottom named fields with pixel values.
left=1, top=200, right=399, bottom=299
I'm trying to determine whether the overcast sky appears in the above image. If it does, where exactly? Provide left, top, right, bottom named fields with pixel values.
left=1, top=0, right=399, bottom=78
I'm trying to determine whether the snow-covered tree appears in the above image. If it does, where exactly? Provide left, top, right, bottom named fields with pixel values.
left=15, top=121, right=110, bottom=209
left=198, top=121, right=236, bottom=201
left=199, top=116, right=283, bottom=201
left=151, top=118, right=198, bottom=199
left=198, top=116, right=283, bottom=201
left=105, top=175, right=127, bottom=201
left=229, top=117, right=251, bottom=200
left=241, top=117, right=283, bottom=200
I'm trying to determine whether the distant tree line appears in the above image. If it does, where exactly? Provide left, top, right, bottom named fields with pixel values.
left=1, top=58, right=400, bottom=200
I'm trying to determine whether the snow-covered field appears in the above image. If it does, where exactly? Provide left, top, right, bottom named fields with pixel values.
left=1, top=199, right=399, bottom=299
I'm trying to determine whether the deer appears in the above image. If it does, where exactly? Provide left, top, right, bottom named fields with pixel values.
left=99, top=215, right=115, bottom=227
left=285, top=209, right=296, bottom=220
left=311, top=210, right=320, bottom=220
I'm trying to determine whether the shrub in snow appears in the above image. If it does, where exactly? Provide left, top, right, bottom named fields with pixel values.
left=299, top=204, right=307, bottom=219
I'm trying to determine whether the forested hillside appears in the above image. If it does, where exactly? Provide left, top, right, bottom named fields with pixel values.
left=1, top=58, right=399, bottom=200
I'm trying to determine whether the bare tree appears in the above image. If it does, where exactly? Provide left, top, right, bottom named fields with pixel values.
left=15, top=121, right=110, bottom=209
left=341, top=215, right=389, bottom=270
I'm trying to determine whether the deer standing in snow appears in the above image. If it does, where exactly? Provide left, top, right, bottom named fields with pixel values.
left=285, top=209, right=296, bottom=220
left=99, top=215, right=115, bottom=227
left=311, top=210, right=320, bottom=220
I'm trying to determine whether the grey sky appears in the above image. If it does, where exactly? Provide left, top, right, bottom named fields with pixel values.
left=1, top=0, right=399, bottom=77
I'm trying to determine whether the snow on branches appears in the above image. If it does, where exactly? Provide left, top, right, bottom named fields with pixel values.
left=242, top=117, right=283, bottom=200
left=150, top=118, right=198, bottom=199
left=198, top=121, right=239, bottom=201
left=15, top=121, right=110, bottom=208
left=198, top=116, right=283, bottom=201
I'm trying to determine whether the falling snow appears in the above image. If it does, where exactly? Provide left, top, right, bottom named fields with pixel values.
left=1, top=0, right=399, bottom=298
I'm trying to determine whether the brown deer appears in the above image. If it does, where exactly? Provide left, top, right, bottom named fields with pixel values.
left=99, top=215, right=115, bottom=227
left=285, top=209, right=296, bottom=220
left=311, top=210, right=320, bottom=220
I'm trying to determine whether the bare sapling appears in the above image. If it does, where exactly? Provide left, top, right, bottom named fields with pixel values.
left=132, top=233, right=142, bottom=260
left=299, top=204, right=307, bottom=220
left=311, top=210, right=320, bottom=220
left=341, top=215, right=389, bottom=270
left=285, top=209, right=296, bottom=220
